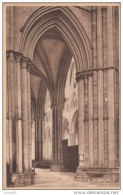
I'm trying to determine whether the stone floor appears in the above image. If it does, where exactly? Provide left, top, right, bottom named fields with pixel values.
left=8, top=168, right=120, bottom=190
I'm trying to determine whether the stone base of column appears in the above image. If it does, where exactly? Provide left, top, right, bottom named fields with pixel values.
left=75, top=167, right=119, bottom=183
left=9, top=173, right=35, bottom=187
left=51, top=164, right=65, bottom=172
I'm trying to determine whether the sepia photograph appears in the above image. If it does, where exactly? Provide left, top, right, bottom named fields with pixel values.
left=2, top=2, right=120, bottom=190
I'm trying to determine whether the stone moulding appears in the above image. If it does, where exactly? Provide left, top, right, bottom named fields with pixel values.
left=76, top=66, right=119, bottom=82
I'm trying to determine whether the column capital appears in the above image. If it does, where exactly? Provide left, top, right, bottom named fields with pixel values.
left=76, top=70, right=93, bottom=82
left=21, top=57, right=30, bottom=68
left=14, top=52, right=23, bottom=63
left=6, top=50, right=14, bottom=59
left=20, top=57, right=33, bottom=70
left=27, top=61, right=34, bottom=72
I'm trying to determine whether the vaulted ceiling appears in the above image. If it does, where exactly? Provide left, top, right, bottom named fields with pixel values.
left=31, top=27, right=72, bottom=102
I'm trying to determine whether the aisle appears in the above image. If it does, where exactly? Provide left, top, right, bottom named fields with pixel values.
left=30, top=168, right=119, bottom=190
left=8, top=168, right=119, bottom=190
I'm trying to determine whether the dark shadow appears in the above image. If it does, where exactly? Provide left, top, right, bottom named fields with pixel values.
left=62, top=139, right=79, bottom=172
left=6, top=163, right=11, bottom=186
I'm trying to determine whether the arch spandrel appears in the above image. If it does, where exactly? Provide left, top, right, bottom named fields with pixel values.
left=20, top=6, right=92, bottom=72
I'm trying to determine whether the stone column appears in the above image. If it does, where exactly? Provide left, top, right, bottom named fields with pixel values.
left=84, top=77, right=89, bottom=166
left=6, top=52, right=34, bottom=186
left=21, top=57, right=29, bottom=172
left=88, top=75, right=93, bottom=167
left=42, top=115, right=45, bottom=161
left=27, top=63, right=32, bottom=171
left=108, top=68, right=115, bottom=168
left=38, top=118, right=42, bottom=163
left=97, top=9, right=104, bottom=166
left=35, top=118, right=39, bottom=164
left=6, top=88, right=9, bottom=170
left=35, top=118, right=41, bottom=165
left=106, top=7, right=119, bottom=169
left=98, top=70, right=104, bottom=166
left=6, top=51, right=13, bottom=186
left=51, top=105, right=64, bottom=171
left=93, top=71, right=99, bottom=167
left=114, top=8, right=119, bottom=168
left=92, top=6, right=99, bottom=167
left=14, top=52, right=23, bottom=173
left=76, top=71, right=93, bottom=168
left=38, top=117, right=44, bottom=163
left=102, top=7, right=109, bottom=167
left=115, top=70, right=119, bottom=167
left=31, top=120, right=35, bottom=161
left=6, top=51, right=15, bottom=173
left=75, top=6, right=119, bottom=182
left=35, top=117, right=43, bottom=166
left=77, top=76, right=85, bottom=167
left=107, top=7, right=114, bottom=69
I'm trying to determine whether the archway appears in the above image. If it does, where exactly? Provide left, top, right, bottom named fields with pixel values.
left=19, top=6, right=91, bottom=172
left=20, top=6, right=91, bottom=72
left=5, top=5, right=120, bottom=186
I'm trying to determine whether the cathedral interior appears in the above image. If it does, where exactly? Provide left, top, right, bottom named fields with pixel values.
left=4, top=4, right=120, bottom=188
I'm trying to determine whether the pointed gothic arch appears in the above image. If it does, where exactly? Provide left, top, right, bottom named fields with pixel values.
left=20, top=6, right=92, bottom=72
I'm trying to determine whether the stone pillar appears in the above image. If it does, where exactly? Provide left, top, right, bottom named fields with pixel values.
left=108, top=69, right=115, bottom=168
left=77, top=77, right=85, bottom=166
left=84, top=77, right=89, bottom=166
left=75, top=6, right=119, bottom=182
left=88, top=75, right=93, bottom=167
left=39, top=117, right=44, bottom=163
left=107, top=7, right=114, bottom=69
left=27, top=63, right=32, bottom=171
left=42, top=115, right=45, bottom=160
left=97, top=7, right=104, bottom=167
left=102, top=7, right=109, bottom=167
left=6, top=52, right=34, bottom=186
left=6, top=51, right=16, bottom=174
left=93, top=71, right=99, bottom=167
left=14, top=53, right=23, bottom=173
left=114, top=7, right=119, bottom=168
left=92, top=6, right=99, bottom=167
left=114, top=70, right=119, bottom=167
left=35, top=118, right=39, bottom=164
left=98, top=70, right=104, bottom=166
left=6, top=51, right=13, bottom=185
left=21, top=57, right=29, bottom=172
left=31, top=120, right=35, bottom=161
left=76, top=71, right=93, bottom=168
left=37, top=118, right=42, bottom=163
left=51, top=105, right=64, bottom=171
left=35, top=117, right=43, bottom=166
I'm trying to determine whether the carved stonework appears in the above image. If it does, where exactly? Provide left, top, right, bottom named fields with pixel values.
left=11, top=173, right=35, bottom=187
left=76, top=70, right=93, bottom=82
left=14, top=52, right=23, bottom=63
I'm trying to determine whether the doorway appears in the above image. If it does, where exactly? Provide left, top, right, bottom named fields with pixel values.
left=62, top=139, right=79, bottom=172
